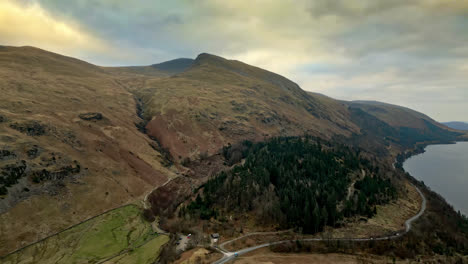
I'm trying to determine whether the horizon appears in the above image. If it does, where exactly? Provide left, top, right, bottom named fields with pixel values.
left=1, top=0, right=467, bottom=122
left=5, top=44, right=468, bottom=124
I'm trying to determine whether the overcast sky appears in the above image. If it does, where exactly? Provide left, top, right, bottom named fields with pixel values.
left=1, top=0, right=467, bottom=122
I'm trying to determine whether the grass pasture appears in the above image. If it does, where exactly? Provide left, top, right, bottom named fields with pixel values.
left=1, top=205, right=168, bottom=264
left=103, top=235, right=169, bottom=264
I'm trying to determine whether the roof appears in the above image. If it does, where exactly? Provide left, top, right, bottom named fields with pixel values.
left=211, top=233, right=220, bottom=238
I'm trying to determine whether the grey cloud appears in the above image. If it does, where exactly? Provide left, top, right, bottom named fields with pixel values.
left=35, top=0, right=197, bottom=64
left=308, top=0, right=410, bottom=19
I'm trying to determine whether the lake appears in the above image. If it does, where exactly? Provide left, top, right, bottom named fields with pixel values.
left=403, top=142, right=468, bottom=216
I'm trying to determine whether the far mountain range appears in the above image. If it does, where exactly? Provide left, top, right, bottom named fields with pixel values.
left=443, top=121, right=468, bottom=131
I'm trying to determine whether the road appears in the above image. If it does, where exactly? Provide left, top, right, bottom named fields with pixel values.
left=213, top=184, right=426, bottom=264
left=218, top=229, right=293, bottom=251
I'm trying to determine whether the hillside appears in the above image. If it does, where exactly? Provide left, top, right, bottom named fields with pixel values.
left=338, top=100, right=463, bottom=154
left=135, top=53, right=360, bottom=160
left=346, top=100, right=448, bottom=130
left=0, top=46, right=463, bottom=258
left=0, top=46, right=174, bottom=255
left=183, top=137, right=397, bottom=232
left=443, top=121, right=468, bottom=131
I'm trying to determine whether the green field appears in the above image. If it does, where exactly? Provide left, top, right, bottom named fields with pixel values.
left=1, top=205, right=169, bottom=264
left=103, top=235, right=169, bottom=264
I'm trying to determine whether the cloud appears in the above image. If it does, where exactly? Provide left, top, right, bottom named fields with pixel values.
left=0, top=0, right=116, bottom=62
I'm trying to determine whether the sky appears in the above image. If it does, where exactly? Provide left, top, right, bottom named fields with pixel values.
left=1, top=0, right=467, bottom=122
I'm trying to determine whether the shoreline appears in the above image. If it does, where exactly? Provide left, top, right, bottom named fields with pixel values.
left=397, top=141, right=468, bottom=217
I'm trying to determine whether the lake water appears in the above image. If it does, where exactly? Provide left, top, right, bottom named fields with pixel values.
left=403, top=142, right=468, bottom=216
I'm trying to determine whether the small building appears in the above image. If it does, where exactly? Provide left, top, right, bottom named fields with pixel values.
left=211, top=233, right=220, bottom=243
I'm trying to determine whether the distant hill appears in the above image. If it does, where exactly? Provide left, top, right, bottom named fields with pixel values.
left=150, top=58, right=194, bottom=75
left=443, top=121, right=468, bottom=131
left=342, top=100, right=462, bottom=153
left=103, top=58, right=194, bottom=77
left=346, top=100, right=443, bottom=129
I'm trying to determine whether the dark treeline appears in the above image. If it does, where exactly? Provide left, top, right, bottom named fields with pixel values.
left=183, top=136, right=396, bottom=234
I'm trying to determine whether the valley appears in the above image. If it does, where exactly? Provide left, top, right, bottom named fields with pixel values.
left=0, top=45, right=467, bottom=263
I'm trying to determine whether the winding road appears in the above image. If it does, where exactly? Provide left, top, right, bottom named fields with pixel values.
left=213, top=184, right=426, bottom=264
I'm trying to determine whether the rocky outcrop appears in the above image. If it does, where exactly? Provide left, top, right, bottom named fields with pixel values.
left=78, top=112, right=103, bottom=121
left=0, top=150, right=16, bottom=161
left=26, top=145, right=40, bottom=158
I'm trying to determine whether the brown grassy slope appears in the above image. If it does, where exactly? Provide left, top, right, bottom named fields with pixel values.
left=346, top=100, right=448, bottom=130
left=0, top=46, right=174, bottom=256
left=136, top=53, right=359, bottom=159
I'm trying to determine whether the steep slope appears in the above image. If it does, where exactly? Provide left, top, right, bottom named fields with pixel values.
left=443, top=121, right=468, bottom=131
left=347, top=101, right=446, bottom=129
left=345, top=101, right=462, bottom=149
left=0, top=46, right=174, bottom=255
left=136, top=53, right=359, bottom=160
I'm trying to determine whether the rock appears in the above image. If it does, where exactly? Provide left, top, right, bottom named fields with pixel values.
left=0, top=150, right=16, bottom=161
left=26, top=145, right=40, bottom=158
left=78, top=112, right=103, bottom=121
left=10, top=121, right=47, bottom=136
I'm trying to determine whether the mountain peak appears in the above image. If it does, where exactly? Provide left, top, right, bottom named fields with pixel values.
left=193, top=52, right=229, bottom=65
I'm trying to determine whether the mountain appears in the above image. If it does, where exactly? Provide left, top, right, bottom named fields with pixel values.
left=0, top=46, right=174, bottom=255
left=443, top=121, right=468, bottom=131
left=136, top=53, right=360, bottom=160
left=134, top=54, right=462, bottom=160
left=0, top=46, right=463, bottom=256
